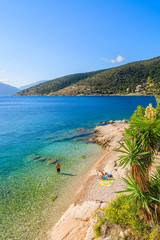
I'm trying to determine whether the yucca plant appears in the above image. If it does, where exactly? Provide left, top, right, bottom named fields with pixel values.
left=149, top=167, right=160, bottom=221
left=129, top=116, right=160, bottom=187
left=117, top=176, right=160, bottom=223
left=115, top=135, right=149, bottom=191
left=115, top=104, right=160, bottom=223
left=150, top=168, right=160, bottom=195
left=130, top=117, right=160, bottom=153
left=130, top=105, right=145, bottom=121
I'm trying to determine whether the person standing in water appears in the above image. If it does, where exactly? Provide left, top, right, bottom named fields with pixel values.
left=55, top=162, right=61, bottom=174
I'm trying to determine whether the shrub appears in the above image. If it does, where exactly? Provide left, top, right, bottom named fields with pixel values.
left=93, top=217, right=105, bottom=238
left=149, top=226, right=160, bottom=240
left=105, top=194, right=147, bottom=239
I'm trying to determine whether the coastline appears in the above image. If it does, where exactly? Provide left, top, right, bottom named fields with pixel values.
left=49, top=120, right=129, bottom=240
left=14, top=93, right=154, bottom=97
left=1, top=96, right=157, bottom=240
left=49, top=119, right=160, bottom=240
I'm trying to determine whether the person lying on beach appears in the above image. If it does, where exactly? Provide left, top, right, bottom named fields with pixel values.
left=98, top=171, right=105, bottom=180
left=55, top=162, right=61, bottom=174
left=97, top=170, right=114, bottom=180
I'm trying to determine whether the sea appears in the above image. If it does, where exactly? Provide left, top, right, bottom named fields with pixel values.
left=0, top=96, right=156, bottom=240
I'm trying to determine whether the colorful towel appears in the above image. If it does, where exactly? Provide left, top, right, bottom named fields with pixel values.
left=98, top=178, right=114, bottom=187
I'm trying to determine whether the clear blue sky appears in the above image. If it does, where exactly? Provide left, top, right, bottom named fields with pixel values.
left=0, top=0, right=160, bottom=87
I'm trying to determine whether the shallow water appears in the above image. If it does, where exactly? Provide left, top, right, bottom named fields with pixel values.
left=0, top=96, right=156, bottom=239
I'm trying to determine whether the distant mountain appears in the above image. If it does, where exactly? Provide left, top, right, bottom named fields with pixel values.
left=0, top=82, right=19, bottom=96
left=15, top=56, right=160, bottom=96
left=19, top=80, right=47, bottom=90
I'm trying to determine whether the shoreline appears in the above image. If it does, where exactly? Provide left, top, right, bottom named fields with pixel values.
left=13, top=94, right=154, bottom=97
left=49, top=119, right=160, bottom=240
left=49, top=120, right=129, bottom=240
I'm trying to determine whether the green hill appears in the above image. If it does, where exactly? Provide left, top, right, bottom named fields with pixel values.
left=15, top=70, right=105, bottom=96
left=15, top=56, right=160, bottom=96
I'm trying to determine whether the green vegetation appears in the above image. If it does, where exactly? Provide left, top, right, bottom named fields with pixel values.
left=130, top=105, right=145, bottom=121
left=15, top=70, right=105, bottom=96
left=116, top=104, right=160, bottom=222
left=105, top=195, right=143, bottom=229
left=93, top=194, right=160, bottom=239
left=15, top=56, right=160, bottom=96
left=105, top=194, right=148, bottom=239
left=93, top=217, right=106, bottom=238
left=93, top=103, right=160, bottom=239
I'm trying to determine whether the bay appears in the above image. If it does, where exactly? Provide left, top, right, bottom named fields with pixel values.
left=0, top=96, right=156, bottom=239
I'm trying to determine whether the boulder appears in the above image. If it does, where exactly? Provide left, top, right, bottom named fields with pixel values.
left=107, top=120, right=114, bottom=124
left=121, top=119, right=128, bottom=123
left=119, top=231, right=125, bottom=238
left=100, top=221, right=108, bottom=237
left=96, top=210, right=106, bottom=219
left=100, top=121, right=106, bottom=125
left=104, top=236, right=113, bottom=240
left=124, top=228, right=131, bottom=237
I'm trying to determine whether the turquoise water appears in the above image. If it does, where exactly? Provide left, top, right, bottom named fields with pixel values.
left=0, top=96, right=156, bottom=239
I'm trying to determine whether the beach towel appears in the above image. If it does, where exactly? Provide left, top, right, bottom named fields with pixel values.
left=98, top=178, right=114, bottom=187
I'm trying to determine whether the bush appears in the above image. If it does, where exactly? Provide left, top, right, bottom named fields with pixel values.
left=105, top=194, right=147, bottom=239
left=93, top=217, right=105, bottom=237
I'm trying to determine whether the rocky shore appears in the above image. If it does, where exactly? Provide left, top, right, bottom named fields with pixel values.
left=49, top=120, right=160, bottom=240
left=49, top=120, right=129, bottom=240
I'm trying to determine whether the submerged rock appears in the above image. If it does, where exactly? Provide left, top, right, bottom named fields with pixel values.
left=36, top=157, right=47, bottom=162
left=99, top=121, right=106, bottom=125
left=78, top=155, right=87, bottom=160
left=28, top=154, right=57, bottom=164
left=44, top=157, right=57, bottom=164
left=77, top=128, right=87, bottom=131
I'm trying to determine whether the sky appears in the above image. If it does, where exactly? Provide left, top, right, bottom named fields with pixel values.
left=0, top=0, right=160, bottom=88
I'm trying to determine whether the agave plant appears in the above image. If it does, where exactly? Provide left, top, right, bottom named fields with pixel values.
left=130, top=105, right=145, bottom=121
left=115, top=104, right=160, bottom=223
left=150, top=167, right=160, bottom=195
left=130, top=117, right=160, bottom=154
left=115, top=134, right=149, bottom=191
left=130, top=104, right=160, bottom=153
left=117, top=176, right=160, bottom=223
left=129, top=117, right=160, bottom=186
left=149, top=167, right=160, bottom=220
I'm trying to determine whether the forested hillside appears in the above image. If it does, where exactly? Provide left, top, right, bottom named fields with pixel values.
left=15, top=70, right=105, bottom=96
left=15, top=56, right=160, bottom=96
